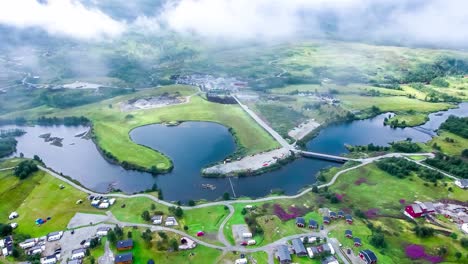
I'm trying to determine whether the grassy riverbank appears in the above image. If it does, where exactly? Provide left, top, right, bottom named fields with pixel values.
left=1, top=85, right=279, bottom=173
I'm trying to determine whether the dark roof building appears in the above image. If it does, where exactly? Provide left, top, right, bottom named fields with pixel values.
left=308, top=219, right=318, bottom=229
left=321, top=256, right=339, bottom=264
left=345, top=214, right=353, bottom=224
left=276, top=245, right=292, bottom=264
left=296, top=217, right=305, bottom=227
left=291, top=238, right=307, bottom=257
left=117, top=239, right=134, bottom=251
left=359, top=249, right=378, bottom=264
left=329, top=211, right=337, bottom=219
left=323, top=216, right=331, bottom=224
left=115, top=253, right=133, bottom=264
left=354, top=237, right=362, bottom=246
left=338, top=211, right=344, bottom=218
left=345, top=229, right=353, bottom=238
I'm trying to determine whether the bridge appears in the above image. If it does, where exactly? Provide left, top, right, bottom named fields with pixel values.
left=298, top=151, right=355, bottom=163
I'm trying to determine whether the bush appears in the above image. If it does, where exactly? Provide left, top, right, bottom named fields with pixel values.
left=14, top=160, right=38, bottom=179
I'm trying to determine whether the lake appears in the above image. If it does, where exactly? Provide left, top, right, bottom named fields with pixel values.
left=4, top=102, right=467, bottom=201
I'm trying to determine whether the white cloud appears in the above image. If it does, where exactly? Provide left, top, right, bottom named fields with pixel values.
left=0, top=0, right=125, bottom=40
left=155, top=0, right=468, bottom=47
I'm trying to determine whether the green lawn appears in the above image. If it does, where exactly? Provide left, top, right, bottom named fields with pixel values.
left=117, top=228, right=222, bottom=264
left=0, top=165, right=100, bottom=237
left=429, top=131, right=468, bottom=156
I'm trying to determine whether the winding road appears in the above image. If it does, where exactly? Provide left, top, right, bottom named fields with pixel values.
left=35, top=150, right=455, bottom=264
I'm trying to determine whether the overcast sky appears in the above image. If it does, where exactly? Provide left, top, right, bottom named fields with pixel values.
left=0, top=0, right=467, bottom=48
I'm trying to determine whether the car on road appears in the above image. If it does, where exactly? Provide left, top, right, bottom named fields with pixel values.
left=240, top=241, right=248, bottom=246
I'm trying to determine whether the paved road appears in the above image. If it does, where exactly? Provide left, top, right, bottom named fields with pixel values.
left=233, top=96, right=291, bottom=149
left=217, top=204, right=234, bottom=247
left=406, top=157, right=459, bottom=180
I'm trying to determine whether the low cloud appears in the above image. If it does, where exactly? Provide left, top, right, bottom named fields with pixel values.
left=0, top=0, right=125, bottom=40
left=155, top=0, right=468, bottom=47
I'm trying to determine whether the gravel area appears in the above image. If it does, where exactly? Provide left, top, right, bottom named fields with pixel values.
left=67, top=213, right=111, bottom=229
left=202, top=148, right=292, bottom=176
left=288, top=119, right=320, bottom=140
left=231, top=224, right=250, bottom=244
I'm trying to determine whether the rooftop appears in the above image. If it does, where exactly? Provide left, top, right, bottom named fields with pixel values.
left=115, top=253, right=133, bottom=263
left=117, top=239, right=133, bottom=249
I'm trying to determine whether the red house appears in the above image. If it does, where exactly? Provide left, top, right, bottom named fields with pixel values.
left=405, top=202, right=436, bottom=218
left=359, top=250, right=377, bottom=264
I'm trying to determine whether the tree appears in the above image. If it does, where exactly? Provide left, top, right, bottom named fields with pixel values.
left=184, top=225, right=189, bottom=231
left=151, top=204, right=156, bottom=210
left=461, top=238, right=468, bottom=248
left=158, top=190, right=164, bottom=200
left=455, top=252, right=462, bottom=260
left=370, top=233, right=386, bottom=248
left=141, top=210, right=151, bottom=221
left=303, top=236, right=309, bottom=244
left=170, top=238, right=179, bottom=251
left=188, top=200, right=196, bottom=206
left=223, top=192, right=230, bottom=200
left=175, top=207, right=183, bottom=218
left=462, top=149, right=468, bottom=158
left=114, top=226, right=124, bottom=239
left=14, top=160, right=38, bottom=179
left=127, top=231, right=133, bottom=239
left=312, top=185, right=318, bottom=193
left=241, top=208, right=247, bottom=215
left=158, top=231, right=168, bottom=240
left=0, top=223, right=13, bottom=236
left=107, top=230, right=117, bottom=243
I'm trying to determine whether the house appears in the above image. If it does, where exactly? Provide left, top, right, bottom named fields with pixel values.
left=345, top=230, right=353, bottom=238
left=8, top=212, right=18, bottom=220
left=179, top=237, right=197, bottom=250
left=329, top=211, right=337, bottom=219
left=296, top=217, right=306, bottom=228
left=405, top=202, right=436, bottom=218
left=83, top=238, right=93, bottom=248
left=19, top=238, right=37, bottom=249
left=98, top=203, right=110, bottom=209
left=276, top=245, right=292, bottom=264
left=291, top=238, right=307, bottom=257
left=1, top=236, right=13, bottom=256
left=109, top=198, right=116, bottom=205
left=96, top=227, right=111, bottom=236
left=41, top=255, right=58, bottom=264
left=308, top=219, right=318, bottom=229
left=359, top=249, right=378, bottom=264
left=165, top=216, right=178, bottom=226
left=117, top=239, right=133, bottom=251
left=67, top=260, right=82, bottom=264
left=307, top=246, right=319, bottom=258
left=71, top=248, right=87, bottom=259
left=322, top=243, right=335, bottom=254
left=462, top=223, right=468, bottom=234
left=338, top=211, right=344, bottom=218
left=115, top=253, right=133, bottom=264
left=242, top=232, right=253, bottom=238
left=322, top=256, right=339, bottom=264
left=151, top=215, right=163, bottom=225
left=28, top=245, right=45, bottom=255
left=234, top=258, right=248, bottom=264
left=455, top=179, right=468, bottom=189
left=345, top=214, right=353, bottom=224
left=354, top=237, right=362, bottom=247
left=47, top=231, right=63, bottom=242
left=323, top=216, right=331, bottom=224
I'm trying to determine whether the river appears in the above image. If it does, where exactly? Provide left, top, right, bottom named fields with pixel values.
left=3, top=102, right=467, bottom=202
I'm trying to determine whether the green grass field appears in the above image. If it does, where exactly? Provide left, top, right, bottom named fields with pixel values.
left=0, top=164, right=100, bottom=237
left=429, top=131, right=468, bottom=156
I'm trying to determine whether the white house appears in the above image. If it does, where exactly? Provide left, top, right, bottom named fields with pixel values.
left=41, top=255, right=58, bottom=264
left=247, top=239, right=256, bottom=245
left=28, top=245, right=45, bottom=255
left=19, top=238, right=37, bottom=249
left=462, top=223, right=468, bottom=234
left=47, top=231, right=63, bottom=242
left=455, top=179, right=468, bottom=189
left=96, top=227, right=110, bottom=236
left=10, top=223, right=18, bottom=229
left=98, top=203, right=110, bottom=209
left=242, top=232, right=253, bottom=238
left=8, top=212, right=18, bottom=220
left=91, top=200, right=100, bottom=206
left=151, top=215, right=163, bottom=225
left=71, top=248, right=86, bottom=260
left=109, top=198, right=116, bottom=205
left=165, top=216, right=178, bottom=226
left=235, top=258, right=248, bottom=264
